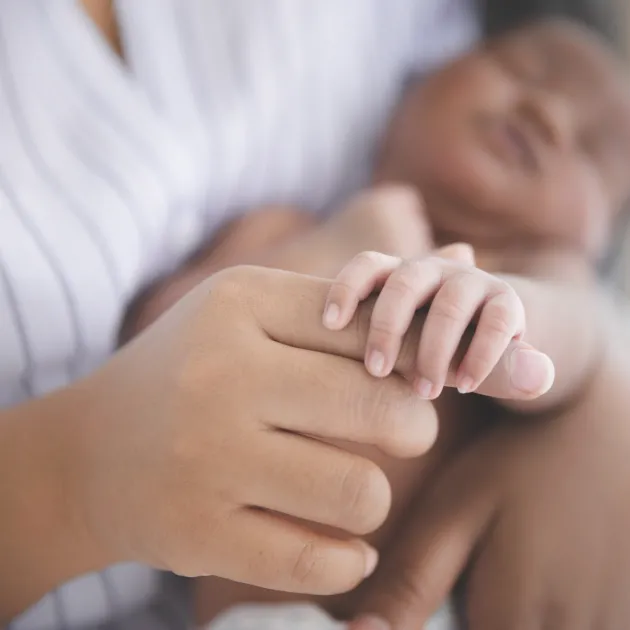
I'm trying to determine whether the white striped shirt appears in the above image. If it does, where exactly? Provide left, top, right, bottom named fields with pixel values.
left=4, top=1, right=478, bottom=628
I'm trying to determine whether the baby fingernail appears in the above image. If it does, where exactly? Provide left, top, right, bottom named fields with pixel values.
left=510, top=349, right=555, bottom=395
left=323, top=303, right=340, bottom=328
left=414, top=377, right=435, bottom=399
left=367, top=350, right=386, bottom=377
left=457, top=376, right=475, bottom=394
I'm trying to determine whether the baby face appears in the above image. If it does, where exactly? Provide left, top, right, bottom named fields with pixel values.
left=378, top=20, right=630, bottom=257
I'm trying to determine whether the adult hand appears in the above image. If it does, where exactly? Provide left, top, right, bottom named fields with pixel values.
left=75, top=265, right=544, bottom=596
left=2, top=264, right=556, bottom=620
left=350, top=347, right=630, bottom=630
left=73, top=265, right=440, bottom=597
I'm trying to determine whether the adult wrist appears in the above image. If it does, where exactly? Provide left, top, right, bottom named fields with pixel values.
left=0, top=384, right=112, bottom=620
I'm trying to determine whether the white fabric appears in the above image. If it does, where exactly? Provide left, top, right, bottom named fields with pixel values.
left=207, top=604, right=346, bottom=630
left=204, top=603, right=458, bottom=630
left=4, top=1, right=478, bottom=628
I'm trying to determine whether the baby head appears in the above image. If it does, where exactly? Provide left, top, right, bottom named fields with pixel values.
left=377, top=19, right=630, bottom=259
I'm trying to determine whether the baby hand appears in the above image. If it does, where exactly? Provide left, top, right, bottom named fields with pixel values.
left=323, top=248, right=553, bottom=399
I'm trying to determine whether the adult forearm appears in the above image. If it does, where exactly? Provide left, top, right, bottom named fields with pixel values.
left=0, top=386, right=106, bottom=622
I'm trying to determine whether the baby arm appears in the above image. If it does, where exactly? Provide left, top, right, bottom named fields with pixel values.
left=492, top=273, right=610, bottom=413
left=487, top=248, right=613, bottom=413
left=323, top=249, right=558, bottom=406
left=325, top=246, right=616, bottom=414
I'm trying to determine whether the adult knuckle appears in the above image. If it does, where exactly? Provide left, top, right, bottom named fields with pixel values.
left=360, top=384, right=397, bottom=435
left=339, top=458, right=391, bottom=534
left=341, top=371, right=382, bottom=434
left=365, top=383, right=421, bottom=442
left=210, top=265, right=284, bottom=314
left=209, top=266, right=252, bottom=299
left=291, top=540, right=326, bottom=587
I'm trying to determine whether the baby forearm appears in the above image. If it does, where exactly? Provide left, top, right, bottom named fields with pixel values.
left=497, top=274, right=610, bottom=414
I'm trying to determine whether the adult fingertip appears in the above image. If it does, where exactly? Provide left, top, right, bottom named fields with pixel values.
left=359, top=541, right=379, bottom=579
